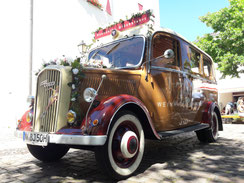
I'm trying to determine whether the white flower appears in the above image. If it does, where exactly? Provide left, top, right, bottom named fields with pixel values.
left=71, top=97, right=76, bottom=102
left=72, top=84, right=76, bottom=90
left=72, top=68, right=79, bottom=75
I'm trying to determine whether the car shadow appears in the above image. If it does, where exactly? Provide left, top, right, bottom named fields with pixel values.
left=13, top=132, right=244, bottom=183
left=134, top=133, right=244, bottom=182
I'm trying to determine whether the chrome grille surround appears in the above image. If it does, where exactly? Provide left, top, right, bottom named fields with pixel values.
left=33, top=66, right=72, bottom=133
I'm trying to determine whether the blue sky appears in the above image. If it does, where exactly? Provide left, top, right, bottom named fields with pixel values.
left=159, top=0, right=229, bottom=41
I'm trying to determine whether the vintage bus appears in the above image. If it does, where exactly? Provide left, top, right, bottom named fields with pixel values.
left=15, top=15, right=222, bottom=179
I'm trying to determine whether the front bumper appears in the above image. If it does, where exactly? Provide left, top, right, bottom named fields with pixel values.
left=15, top=130, right=107, bottom=146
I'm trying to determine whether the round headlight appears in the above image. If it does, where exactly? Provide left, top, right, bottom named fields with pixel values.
left=83, top=88, right=97, bottom=103
left=26, top=112, right=33, bottom=123
left=67, top=110, right=76, bottom=124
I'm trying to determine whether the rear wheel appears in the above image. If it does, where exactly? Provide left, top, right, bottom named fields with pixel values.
left=196, top=111, right=219, bottom=143
left=27, top=144, right=69, bottom=162
left=95, top=111, right=145, bottom=180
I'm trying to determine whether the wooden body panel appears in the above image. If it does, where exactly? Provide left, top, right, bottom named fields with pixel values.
left=75, top=31, right=218, bottom=133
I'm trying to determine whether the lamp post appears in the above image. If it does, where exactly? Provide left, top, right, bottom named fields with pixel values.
left=29, top=0, right=33, bottom=96
left=77, top=40, right=88, bottom=56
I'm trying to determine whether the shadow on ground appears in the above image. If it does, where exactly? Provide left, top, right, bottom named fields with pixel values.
left=5, top=132, right=244, bottom=183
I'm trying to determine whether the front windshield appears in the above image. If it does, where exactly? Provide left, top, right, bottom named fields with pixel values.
left=86, top=36, right=145, bottom=69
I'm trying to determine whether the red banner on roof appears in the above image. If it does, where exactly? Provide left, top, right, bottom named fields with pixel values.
left=94, top=13, right=150, bottom=40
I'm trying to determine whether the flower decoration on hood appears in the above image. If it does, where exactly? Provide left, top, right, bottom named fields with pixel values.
left=72, top=68, right=79, bottom=75
left=36, top=55, right=85, bottom=125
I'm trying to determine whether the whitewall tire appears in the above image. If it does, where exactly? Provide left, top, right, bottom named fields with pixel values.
left=95, top=111, right=145, bottom=179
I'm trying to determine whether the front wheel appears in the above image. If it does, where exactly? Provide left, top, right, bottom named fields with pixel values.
left=27, top=144, right=69, bottom=162
left=196, top=111, right=219, bottom=143
left=95, top=111, right=145, bottom=180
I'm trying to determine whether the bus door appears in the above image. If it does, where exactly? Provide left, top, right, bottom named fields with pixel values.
left=150, top=33, right=184, bottom=131
left=181, top=41, right=205, bottom=124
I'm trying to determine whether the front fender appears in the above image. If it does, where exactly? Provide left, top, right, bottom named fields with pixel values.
left=83, top=94, right=160, bottom=139
left=17, top=109, right=33, bottom=131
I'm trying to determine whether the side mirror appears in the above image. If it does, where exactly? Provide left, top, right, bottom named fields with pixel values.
left=141, top=49, right=175, bottom=70
left=163, top=49, right=174, bottom=59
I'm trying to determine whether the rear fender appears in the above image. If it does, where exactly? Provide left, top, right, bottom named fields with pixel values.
left=201, top=102, right=223, bottom=131
left=83, top=94, right=160, bottom=139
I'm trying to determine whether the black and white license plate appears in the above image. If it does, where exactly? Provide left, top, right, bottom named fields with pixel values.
left=23, top=131, right=49, bottom=146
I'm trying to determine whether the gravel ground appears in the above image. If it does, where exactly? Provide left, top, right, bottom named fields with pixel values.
left=0, top=124, right=244, bottom=183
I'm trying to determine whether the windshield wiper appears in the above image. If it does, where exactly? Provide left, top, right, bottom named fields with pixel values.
left=106, top=42, right=120, bottom=55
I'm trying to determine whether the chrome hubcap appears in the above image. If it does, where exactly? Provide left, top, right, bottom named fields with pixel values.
left=120, top=131, right=138, bottom=158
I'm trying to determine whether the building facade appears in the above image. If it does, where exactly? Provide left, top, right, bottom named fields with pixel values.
left=1, top=0, right=160, bottom=128
left=217, top=72, right=244, bottom=112
left=33, top=0, right=160, bottom=72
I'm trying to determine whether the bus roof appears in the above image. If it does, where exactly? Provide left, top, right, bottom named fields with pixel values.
left=93, top=25, right=214, bottom=64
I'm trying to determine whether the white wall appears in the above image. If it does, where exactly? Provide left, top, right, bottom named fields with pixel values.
left=111, top=0, right=160, bottom=27
left=32, top=0, right=160, bottom=92
left=0, top=0, right=160, bottom=128
left=33, top=0, right=160, bottom=69
left=218, top=93, right=233, bottom=110
left=0, top=0, right=30, bottom=128
left=216, top=68, right=244, bottom=109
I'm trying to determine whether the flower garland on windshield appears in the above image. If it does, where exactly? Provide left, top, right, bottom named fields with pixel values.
left=82, top=58, right=112, bottom=68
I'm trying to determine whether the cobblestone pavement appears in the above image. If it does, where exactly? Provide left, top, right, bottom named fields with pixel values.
left=0, top=124, right=244, bottom=183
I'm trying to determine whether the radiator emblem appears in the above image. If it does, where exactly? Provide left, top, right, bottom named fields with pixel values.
left=40, top=80, right=55, bottom=88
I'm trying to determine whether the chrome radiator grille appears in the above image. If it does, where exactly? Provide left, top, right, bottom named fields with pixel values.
left=33, top=69, right=61, bottom=132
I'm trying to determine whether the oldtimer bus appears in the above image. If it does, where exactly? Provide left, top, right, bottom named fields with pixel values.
left=15, top=12, right=222, bottom=179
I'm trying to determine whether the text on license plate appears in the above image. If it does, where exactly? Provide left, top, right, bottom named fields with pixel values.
left=23, top=132, right=49, bottom=146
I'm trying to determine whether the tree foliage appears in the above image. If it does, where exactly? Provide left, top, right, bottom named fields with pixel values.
left=195, top=0, right=244, bottom=78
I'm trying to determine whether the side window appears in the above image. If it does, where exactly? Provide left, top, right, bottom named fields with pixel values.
left=181, top=41, right=191, bottom=71
left=152, top=34, right=179, bottom=68
left=203, top=56, right=213, bottom=79
left=189, top=48, right=201, bottom=74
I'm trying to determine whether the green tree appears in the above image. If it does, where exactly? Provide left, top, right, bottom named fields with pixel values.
left=195, top=0, right=244, bottom=78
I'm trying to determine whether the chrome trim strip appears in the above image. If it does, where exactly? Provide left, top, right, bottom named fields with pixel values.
left=49, top=134, right=106, bottom=146
left=151, top=66, right=217, bottom=84
left=151, top=66, right=183, bottom=74
left=147, top=35, right=152, bottom=74
left=15, top=130, right=107, bottom=146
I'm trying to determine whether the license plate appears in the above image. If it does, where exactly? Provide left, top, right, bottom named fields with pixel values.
left=23, top=132, right=49, bottom=146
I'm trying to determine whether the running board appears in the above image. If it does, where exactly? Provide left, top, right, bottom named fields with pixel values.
left=158, top=123, right=209, bottom=138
